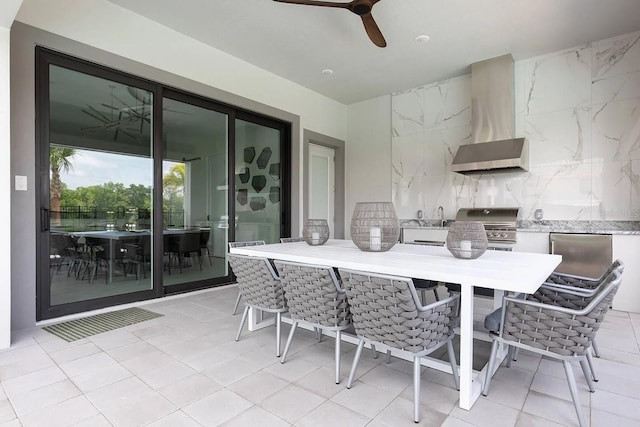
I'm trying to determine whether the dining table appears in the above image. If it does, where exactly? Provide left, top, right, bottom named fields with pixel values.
left=230, top=239, right=561, bottom=410
left=72, top=228, right=203, bottom=282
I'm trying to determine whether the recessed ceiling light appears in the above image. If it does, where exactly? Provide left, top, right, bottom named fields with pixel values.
left=415, top=35, right=430, bottom=44
left=321, top=69, right=334, bottom=76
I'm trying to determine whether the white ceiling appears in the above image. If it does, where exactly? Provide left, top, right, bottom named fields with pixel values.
left=106, top=0, right=640, bottom=105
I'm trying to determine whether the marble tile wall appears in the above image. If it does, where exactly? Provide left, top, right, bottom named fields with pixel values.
left=392, top=31, right=640, bottom=221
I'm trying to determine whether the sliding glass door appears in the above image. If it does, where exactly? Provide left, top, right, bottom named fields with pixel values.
left=39, top=57, right=157, bottom=319
left=162, top=94, right=230, bottom=293
left=36, top=48, right=291, bottom=320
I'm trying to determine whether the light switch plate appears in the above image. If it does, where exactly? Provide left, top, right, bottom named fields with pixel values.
left=15, top=175, right=27, bottom=191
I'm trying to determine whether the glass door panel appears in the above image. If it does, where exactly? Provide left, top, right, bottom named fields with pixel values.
left=47, top=65, right=154, bottom=307
left=234, top=119, right=283, bottom=243
left=162, top=97, right=229, bottom=290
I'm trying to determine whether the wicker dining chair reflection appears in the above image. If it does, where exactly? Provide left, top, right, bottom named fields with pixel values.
left=274, top=260, right=351, bottom=384
left=483, top=270, right=623, bottom=427
left=338, top=268, right=460, bottom=424
left=228, top=253, right=287, bottom=357
left=228, top=240, right=265, bottom=315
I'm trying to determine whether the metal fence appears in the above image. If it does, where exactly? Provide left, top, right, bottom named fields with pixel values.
left=51, top=206, right=185, bottom=231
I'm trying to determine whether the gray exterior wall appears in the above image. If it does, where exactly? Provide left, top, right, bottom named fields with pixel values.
left=10, top=22, right=302, bottom=330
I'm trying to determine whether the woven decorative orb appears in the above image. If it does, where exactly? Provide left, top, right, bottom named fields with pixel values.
left=302, top=219, right=330, bottom=246
left=446, top=221, right=488, bottom=259
left=350, top=202, right=400, bottom=252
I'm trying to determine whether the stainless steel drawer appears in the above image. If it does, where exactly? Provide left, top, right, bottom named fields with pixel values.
left=549, top=233, right=612, bottom=279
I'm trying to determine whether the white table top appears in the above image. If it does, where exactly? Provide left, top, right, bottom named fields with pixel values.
left=230, top=239, right=562, bottom=294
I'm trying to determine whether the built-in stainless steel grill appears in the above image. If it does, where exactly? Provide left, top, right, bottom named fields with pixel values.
left=455, top=207, right=519, bottom=245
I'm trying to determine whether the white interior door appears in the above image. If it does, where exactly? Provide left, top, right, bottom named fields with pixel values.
left=309, top=144, right=335, bottom=237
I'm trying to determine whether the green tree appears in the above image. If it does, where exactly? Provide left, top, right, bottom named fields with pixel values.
left=128, top=184, right=152, bottom=209
left=50, top=146, right=76, bottom=225
left=163, top=163, right=185, bottom=212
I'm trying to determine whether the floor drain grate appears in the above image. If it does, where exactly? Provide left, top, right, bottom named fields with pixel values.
left=43, top=307, right=163, bottom=342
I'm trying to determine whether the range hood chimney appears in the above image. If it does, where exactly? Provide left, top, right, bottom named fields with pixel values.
left=451, top=54, right=528, bottom=174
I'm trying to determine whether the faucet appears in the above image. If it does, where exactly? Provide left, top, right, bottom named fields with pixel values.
left=437, top=206, right=444, bottom=227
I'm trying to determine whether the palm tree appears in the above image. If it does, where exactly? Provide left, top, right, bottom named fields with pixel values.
left=50, top=146, right=76, bottom=226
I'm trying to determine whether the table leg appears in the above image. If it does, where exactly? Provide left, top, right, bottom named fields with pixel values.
left=247, top=306, right=274, bottom=331
left=459, top=283, right=482, bottom=410
left=108, top=242, right=115, bottom=283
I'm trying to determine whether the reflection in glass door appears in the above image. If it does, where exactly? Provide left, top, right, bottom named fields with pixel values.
left=45, top=64, right=154, bottom=313
left=162, top=96, right=229, bottom=291
left=234, top=118, right=286, bottom=243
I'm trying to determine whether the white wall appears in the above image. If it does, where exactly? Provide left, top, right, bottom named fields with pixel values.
left=0, top=27, right=11, bottom=348
left=345, top=95, right=392, bottom=237
left=0, top=0, right=23, bottom=349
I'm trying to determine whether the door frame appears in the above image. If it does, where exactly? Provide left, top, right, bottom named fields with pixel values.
left=35, top=48, right=161, bottom=320
left=34, top=47, right=292, bottom=319
left=303, top=130, right=345, bottom=238
left=308, top=143, right=335, bottom=234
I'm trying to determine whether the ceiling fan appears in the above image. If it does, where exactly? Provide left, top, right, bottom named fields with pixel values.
left=273, top=0, right=387, bottom=48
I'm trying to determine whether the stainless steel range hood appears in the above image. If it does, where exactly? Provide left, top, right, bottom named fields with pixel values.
left=451, top=54, right=529, bottom=174
left=451, top=137, right=528, bottom=173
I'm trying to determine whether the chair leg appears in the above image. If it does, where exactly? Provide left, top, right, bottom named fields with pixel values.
left=232, top=292, right=242, bottom=315
left=347, top=340, right=365, bottom=389
left=482, top=340, right=500, bottom=396
left=580, top=358, right=596, bottom=392
left=335, top=330, right=341, bottom=384
left=413, top=355, right=421, bottom=423
left=235, top=306, right=250, bottom=342
left=386, top=350, right=391, bottom=364
left=432, top=287, right=440, bottom=301
left=447, top=340, right=460, bottom=390
left=592, top=340, right=601, bottom=358
left=281, top=321, right=298, bottom=363
left=563, top=360, right=587, bottom=427
left=585, top=350, right=598, bottom=382
left=276, top=312, right=282, bottom=357
left=316, top=328, right=322, bottom=343
left=371, top=344, right=378, bottom=359
left=506, top=345, right=516, bottom=368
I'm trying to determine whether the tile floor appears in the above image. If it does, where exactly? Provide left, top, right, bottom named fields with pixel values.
left=1, top=285, right=639, bottom=426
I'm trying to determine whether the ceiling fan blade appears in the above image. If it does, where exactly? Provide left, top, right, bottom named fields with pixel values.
left=360, top=12, right=386, bottom=47
left=272, top=0, right=350, bottom=9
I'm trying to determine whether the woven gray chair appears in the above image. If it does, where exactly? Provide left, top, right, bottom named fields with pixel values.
left=533, top=259, right=624, bottom=378
left=280, top=237, right=304, bottom=243
left=338, top=268, right=460, bottom=423
left=228, top=240, right=265, bottom=315
left=544, top=259, right=623, bottom=289
left=228, top=253, right=287, bottom=357
left=274, top=260, right=352, bottom=384
left=483, top=270, right=623, bottom=427
left=484, top=259, right=624, bottom=382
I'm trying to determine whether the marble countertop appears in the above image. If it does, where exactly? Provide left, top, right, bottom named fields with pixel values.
left=400, top=219, right=640, bottom=235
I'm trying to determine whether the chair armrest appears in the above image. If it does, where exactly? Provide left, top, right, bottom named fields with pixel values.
left=547, top=271, right=600, bottom=282
left=539, top=282, right=597, bottom=297
left=506, top=272, right=620, bottom=317
left=416, top=293, right=459, bottom=312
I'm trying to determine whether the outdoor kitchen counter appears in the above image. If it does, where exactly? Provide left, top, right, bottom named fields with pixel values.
left=400, top=219, right=640, bottom=235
